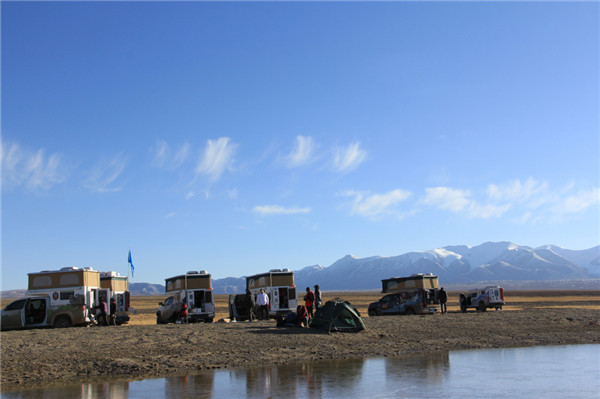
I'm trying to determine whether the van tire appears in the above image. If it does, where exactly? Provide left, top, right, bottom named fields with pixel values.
left=54, top=316, right=72, bottom=328
left=368, top=309, right=377, bottom=317
left=460, top=306, right=467, bottom=313
left=478, top=302, right=487, bottom=312
left=405, top=308, right=416, bottom=315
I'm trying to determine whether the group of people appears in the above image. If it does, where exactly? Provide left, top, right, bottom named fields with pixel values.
left=244, top=284, right=323, bottom=327
left=93, top=298, right=118, bottom=326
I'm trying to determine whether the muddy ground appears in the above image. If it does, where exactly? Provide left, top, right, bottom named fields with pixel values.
left=1, top=291, right=599, bottom=392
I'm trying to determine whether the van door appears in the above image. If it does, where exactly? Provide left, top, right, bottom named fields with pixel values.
left=25, top=298, right=47, bottom=326
left=278, top=287, right=289, bottom=310
left=272, top=288, right=280, bottom=311
left=1, top=299, right=27, bottom=330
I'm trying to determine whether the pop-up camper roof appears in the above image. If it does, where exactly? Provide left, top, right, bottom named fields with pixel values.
left=246, top=269, right=294, bottom=290
left=28, top=267, right=100, bottom=291
left=100, top=271, right=129, bottom=292
left=381, top=274, right=439, bottom=293
left=165, top=271, right=212, bottom=292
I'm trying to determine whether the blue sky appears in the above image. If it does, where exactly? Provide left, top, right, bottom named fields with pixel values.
left=2, top=1, right=598, bottom=290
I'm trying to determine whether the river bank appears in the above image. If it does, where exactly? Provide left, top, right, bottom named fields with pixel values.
left=2, top=304, right=599, bottom=392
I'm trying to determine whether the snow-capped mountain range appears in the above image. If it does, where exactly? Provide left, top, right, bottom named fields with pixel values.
left=213, top=241, right=600, bottom=293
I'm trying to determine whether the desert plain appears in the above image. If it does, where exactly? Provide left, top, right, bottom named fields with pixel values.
left=1, top=290, right=599, bottom=392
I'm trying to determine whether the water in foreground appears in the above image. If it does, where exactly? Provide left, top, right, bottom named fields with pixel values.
left=5, top=344, right=599, bottom=398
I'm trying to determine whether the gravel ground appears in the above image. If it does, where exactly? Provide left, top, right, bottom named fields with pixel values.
left=2, top=307, right=599, bottom=392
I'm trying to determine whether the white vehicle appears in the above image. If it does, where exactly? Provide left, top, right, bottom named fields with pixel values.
left=157, top=271, right=215, bottom=323
left=25, top=267, right=101, bottom=327
left=246, top=269, right=298, bottom=319
left=99, top=271, right=131, bottom=324
left=459, top=285, right=505, bottom=312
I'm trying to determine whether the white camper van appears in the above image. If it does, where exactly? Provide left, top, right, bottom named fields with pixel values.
left=99, top=271, right=131, bottom=324
left=246, top=269, right=298, bottom=319
left=157, top=271, right=215, bottom=324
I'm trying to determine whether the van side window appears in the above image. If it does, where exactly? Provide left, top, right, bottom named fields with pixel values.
left=60, top=291, right=74, bottom=301
left=5, top=299, right=27, bottom=311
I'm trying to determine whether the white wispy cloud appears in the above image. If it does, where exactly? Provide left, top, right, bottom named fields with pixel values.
left=422, top=186, right=510, bottom=218
left=487, top=177, right=549, bottom=208
left=83, top=153, right=127, bottom=193
left=151, top=140, right=190, bottom=169
left=1, top=141, right=65, bottom=190
left=196, top=137, right=238, bottom=181
left=332, top=142, right=366, bottom=173
left=344, top=189, right=413, bottom=219
left=423, top=187, right=472, bottom=213
left=553, top=187, right=600, bottom=214
left=286, top=135, right=316, bottom=167
left=252, top=205, right=311, bottom=216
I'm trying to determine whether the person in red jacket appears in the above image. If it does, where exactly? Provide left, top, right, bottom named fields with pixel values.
left=304, top=287, right=315, bottom=317
left=296, top=305, right=310, bottom=327
left=179, top=302, right=188, bottom=323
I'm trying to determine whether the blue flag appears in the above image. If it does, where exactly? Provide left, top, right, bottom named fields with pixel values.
left=128, top=250, right=135, bottom=278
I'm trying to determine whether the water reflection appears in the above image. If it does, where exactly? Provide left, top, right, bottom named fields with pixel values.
left=228, top=357, right=367, bottom=398
left=4, top=345, right=598, bottom=398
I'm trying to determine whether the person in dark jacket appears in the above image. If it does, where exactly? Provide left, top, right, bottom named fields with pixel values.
left=246, top=289, right=255, bottom=322
left=95, top=299, right=108, bottom=326
left=109, top=298, right=117, bottom=326
left=439, top=287, right=448, bottom=314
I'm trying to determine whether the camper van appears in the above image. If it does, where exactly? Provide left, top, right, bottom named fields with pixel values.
left=15, top=267, right=102, bottom=328
left=99, top=271, right=131, bottom=325
left=1, top=295, right=90, bottom=330
left=368, top=274, right=440, bottom=316
left=246, top=269, right=298, bottom=319
left=157, top=271, right=215, bottom=324
left=459, top=285, right=505, bottom=312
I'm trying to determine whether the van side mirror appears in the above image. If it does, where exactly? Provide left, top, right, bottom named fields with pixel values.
left=158, top=302, right=164, bottom=306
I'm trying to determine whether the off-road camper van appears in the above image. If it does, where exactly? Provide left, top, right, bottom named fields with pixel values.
left=14, top=267, right=102, bottom=328
left=246, top=269, right=298, bottom=319
left=368, top=273, right=440, bottom=316
left=99, top=271, right=131, bottom=324
left=157, top=271, right=215, bottom=323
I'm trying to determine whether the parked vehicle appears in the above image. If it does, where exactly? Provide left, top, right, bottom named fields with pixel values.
left=1, top=295, right=89, bottom=330
left=99, top=271, right=130, bottom=325
left=157, top=271, right=215, bottom=324
left=246, top=269, right=298, bottom=319
left=23, top=267, right=102, bottom=328
left=368, top=274, right=440, bottom=316
left=459, top=286, right=505, bottom=312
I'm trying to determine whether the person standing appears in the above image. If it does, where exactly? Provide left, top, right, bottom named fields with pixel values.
left=245, top=289, right=256, bottom=322
left=95, top=299, right=108, bottom=326
left=439, top=287, right=448, bottom=314
left=257, top=289, right=269, bottom=320
left=314, top=285, right=322, bottom=311
left=304, top=287, right=315, bottom=317
left=109, top=298, right=117, bottom=326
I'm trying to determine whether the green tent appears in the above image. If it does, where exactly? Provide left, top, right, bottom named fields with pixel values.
left=310, top=299, right=366, bottom=333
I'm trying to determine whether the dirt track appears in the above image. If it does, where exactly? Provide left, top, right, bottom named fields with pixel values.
left=2, top=303, right=599, bottom=392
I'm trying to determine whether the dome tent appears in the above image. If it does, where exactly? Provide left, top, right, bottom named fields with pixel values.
left=310, top=299, right=366, bottom=333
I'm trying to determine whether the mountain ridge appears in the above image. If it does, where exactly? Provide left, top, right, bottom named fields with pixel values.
left=2, top=242, right=598, bottom=296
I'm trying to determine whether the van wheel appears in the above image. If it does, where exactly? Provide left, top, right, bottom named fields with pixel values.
left=156, top=315, right=162, bottom=324
left=368, top=309, right=377, bottom=317
left=478, top=302, right=487, bottom=312
left=54, top=316, right=72, bottom=328
left=460, top=306, right=467, bottom=313
left=204, top=317, right=214, bottom=323
left=405, top=308, right=416, bottom=315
